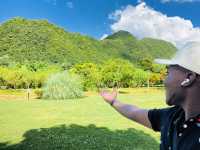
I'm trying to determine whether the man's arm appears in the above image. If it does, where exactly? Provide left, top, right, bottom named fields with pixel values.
left=111, top=99, right=152, bottom=129
left=99, top=88, right=152, bottom=129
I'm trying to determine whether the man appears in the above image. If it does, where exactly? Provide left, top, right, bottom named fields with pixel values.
left=100, top=42, right=200, bottom=150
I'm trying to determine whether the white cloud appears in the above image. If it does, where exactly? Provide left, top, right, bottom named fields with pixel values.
left=100, top=34, right=109, bottom=40
left=109, top=2, right=200, bottom=48
left=161, top=0, right=200, bottom=3
left=66, top=1, right=73, bottom=8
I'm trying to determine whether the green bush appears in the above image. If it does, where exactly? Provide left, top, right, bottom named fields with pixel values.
left=149, top=73, right=162, bottom=86
left=0, top=67, right=7, bottom=87
left=100, top=59, right=135, bottom=88
left=1, top=67, right=26, bottom=88
left=132, top=69, right=149, bottom=87
left=0, top=59, right=165, bottom=90
left=151, top=64, right=166, bottom=73
left=34, top=89, right=43, bottom=99
left=0, top=65, right=61, bottom=89
left=69, top=63, right=101, bottom=91
left=32, top=66, right=61, bottom=88
left=43, top=71, right=84, bottom=100
left=139, top=57, right=153, bottom=71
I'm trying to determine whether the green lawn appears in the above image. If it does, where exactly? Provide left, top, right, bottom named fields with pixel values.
left=0, top=88, right=167, bottom=150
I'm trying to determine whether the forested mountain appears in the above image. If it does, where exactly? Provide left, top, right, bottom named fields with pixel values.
left=0, top=17, right=177, bottom=66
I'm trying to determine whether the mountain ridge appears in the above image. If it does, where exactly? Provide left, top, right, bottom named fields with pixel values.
left=0, top=17, right=177, bottom=66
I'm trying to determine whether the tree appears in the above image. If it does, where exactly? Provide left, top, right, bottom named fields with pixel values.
left=100, top=59, right=135, bottom=88
left=132, top=68, right=148, bottom=87
left=139, top=57, right=153, bottom=71
left=69, top=63, right=101, bottom=91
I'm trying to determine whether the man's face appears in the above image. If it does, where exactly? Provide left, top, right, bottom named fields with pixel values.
left=164, top=65, right=187, bottom=106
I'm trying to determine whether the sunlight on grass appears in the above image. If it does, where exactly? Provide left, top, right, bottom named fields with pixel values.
left=0, top=88, right=166, bottom=150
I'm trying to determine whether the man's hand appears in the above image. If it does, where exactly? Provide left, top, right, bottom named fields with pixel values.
left=99, top=88, right=152, bottom=129
left=99, top=88, right=118, bottom=104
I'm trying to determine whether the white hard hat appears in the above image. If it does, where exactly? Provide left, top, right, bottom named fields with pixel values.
left=155, top=41, right=200, bottom=75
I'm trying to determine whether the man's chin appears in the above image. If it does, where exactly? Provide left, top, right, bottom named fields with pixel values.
left=165, top=95, right=176, bottom=106
left=165, top=92, right=177, bottom=106
left=166, top=100, right=174, bottom=106
left=166, top=96, right=181, bottom=106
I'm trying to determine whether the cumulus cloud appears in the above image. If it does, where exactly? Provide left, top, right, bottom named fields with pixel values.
left=100, top=34, right=109, bottom=40
left=66, top=1, right=73, bottom=8
left=161, top=0, right=200, bottom=3
left=109, top=2, right=200, bottom=48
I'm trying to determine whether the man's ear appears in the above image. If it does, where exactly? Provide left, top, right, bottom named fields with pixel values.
left=181, top=72, right=197, bottom=87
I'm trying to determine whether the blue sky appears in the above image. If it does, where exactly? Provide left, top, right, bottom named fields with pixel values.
left=0, top=0, right=200, bottom=46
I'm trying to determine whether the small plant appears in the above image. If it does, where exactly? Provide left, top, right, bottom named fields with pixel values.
left=34, top=89, right=43, bottom=99
left=43, top=71, right=84, bottom=100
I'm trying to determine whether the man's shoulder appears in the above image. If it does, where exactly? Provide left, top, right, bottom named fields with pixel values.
left=149, top=106, right=183, bottom=120
left=162, top=106, right=183, bottom=118
left=148, top=106, right=181, bottom=132
left=165, top=105, right=182, bottom=112
left=156, top=105, right=182, bottom=114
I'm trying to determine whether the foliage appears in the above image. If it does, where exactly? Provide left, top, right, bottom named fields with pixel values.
left=132, top=68, right=149, bottom=87
left=151, top=64, right=165, bottom=73
left=34, top=89, right=43, bottom=99
left=100, top=59, right=135, bottom=88
left=139, top=57, right=153, bottom=71
left=31, top=65, right=62, bottom=88
left=0, top=17, right=173, bottom=89
left=0, top=65, right=61, bottom=89
left=43, top=71, right=84, bottom=100
left=69, top=63, right=101, bottom=91
left=149, top=73, right=163, bottom=86
left=0, top=54, right=13, bottom=66
left=25, top=61, right=49, bottom=72
left=0, top=17, right=176, bottom=66
left=0, top=66, right=32, bottom=88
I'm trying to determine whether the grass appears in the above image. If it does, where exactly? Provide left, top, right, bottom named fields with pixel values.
left=0, top=88, right=167, bottom=150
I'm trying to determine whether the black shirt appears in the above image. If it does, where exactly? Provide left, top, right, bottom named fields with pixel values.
left=148, top=106, right=200, bottom=150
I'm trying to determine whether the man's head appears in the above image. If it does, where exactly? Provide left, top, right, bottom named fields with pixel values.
left=154, top=41, right=200, bottom=106
left=164, top=65, right=199, bottom=106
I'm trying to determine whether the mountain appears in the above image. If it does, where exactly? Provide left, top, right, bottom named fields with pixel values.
left=0, top=17, right=177, bottom=66
left=105, top=30, right=136, bottom=41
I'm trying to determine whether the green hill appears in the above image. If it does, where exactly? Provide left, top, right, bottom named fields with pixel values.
left=0, top=17, right=177, bottom=66
left=105, top=30, right=136, bottom=41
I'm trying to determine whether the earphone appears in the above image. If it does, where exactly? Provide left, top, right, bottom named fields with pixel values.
left=181, top=78, right=190, bottom=86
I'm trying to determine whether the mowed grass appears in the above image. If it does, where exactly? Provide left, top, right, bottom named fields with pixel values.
left=0, top=88, right=167, bottom=150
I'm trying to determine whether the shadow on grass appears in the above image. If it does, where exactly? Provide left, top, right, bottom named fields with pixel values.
left=0, top=124, right=159, bottom=150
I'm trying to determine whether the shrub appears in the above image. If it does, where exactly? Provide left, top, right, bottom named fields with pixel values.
left=149, top=73, right=162, bottom=86
left=43, top=71, right=84, bottom=100
left=100, top=59, right=135, bottom=88
left=0, top=66, right=34, bottom=89
left=151, top=63, right=166, bottom=73
left=69, top=63, right=101, bottom=91
left=139, top=57, right=153, bottom=71
left=0, top=67, right=7, bottom=87
left=132, top=69, right=148, bottom=87
left=34, top=89, right=43, bottom=99
left=0, top=65, right=62, bottom=89
left=32, top=66, right=61, bottom=88
left=2, top=67, right=24, bottom=88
